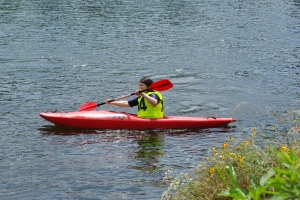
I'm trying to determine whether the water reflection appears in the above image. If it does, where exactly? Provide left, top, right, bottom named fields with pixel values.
left=38, top=125, right=99, bottom=135
left=134, top=131, right=164, bottom=172
left=38, top=126, right=235, bottom=173
left=39, top=126, right=165, bottom=172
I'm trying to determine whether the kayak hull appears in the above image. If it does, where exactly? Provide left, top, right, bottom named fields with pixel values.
left=40, top=110, right=236, bottom=130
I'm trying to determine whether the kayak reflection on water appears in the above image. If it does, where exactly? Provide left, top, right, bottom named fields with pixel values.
left=134, top=132, right=164, bottom=172
left=39, top=126, right=165, bottom=172
left=38, top=126, right=235, bottom=174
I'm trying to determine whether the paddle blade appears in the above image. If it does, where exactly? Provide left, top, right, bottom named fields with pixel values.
left=149, top=79, right=173, bottom=92
left=78, top=102, right=97, bottom=111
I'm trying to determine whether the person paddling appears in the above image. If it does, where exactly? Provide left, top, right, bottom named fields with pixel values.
left=105, top=77, right=164, bottom=118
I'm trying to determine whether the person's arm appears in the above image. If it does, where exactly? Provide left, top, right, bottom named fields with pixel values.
left=138, top=92, right=158, bottom=107
left=105, top=100, right=130, bottom=107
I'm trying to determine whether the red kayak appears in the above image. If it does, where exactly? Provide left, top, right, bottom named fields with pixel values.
left=40, top=110, right=236, bottom=130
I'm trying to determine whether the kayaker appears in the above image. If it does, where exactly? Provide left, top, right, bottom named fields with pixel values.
left=104, top=77, right=164, bottom=118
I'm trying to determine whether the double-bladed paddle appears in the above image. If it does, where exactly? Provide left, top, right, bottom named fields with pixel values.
left=78, top=78, right=173, bottom=112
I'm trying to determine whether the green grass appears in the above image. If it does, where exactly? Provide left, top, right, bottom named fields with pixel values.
left=161, top=105, right=300, bottom=200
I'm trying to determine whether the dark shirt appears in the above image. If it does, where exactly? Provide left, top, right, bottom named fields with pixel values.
left=128, top=94, right=160, bottom=107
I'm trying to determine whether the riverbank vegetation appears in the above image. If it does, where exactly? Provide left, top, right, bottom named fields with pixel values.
left=162, top=105, right=300, bottom=200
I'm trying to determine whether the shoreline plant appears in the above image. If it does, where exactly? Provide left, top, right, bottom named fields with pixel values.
left=161, top=104, right=299, bottom=200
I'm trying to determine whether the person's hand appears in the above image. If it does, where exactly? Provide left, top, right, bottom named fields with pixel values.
left=135, top=89, right=143, bottom=96
left=104, top=99, right=111, bottom=104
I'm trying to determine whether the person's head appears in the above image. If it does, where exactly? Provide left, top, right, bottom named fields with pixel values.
left=139, top=77, right=153, bottom=90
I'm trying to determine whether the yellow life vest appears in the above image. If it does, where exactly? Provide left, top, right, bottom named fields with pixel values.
left=137, top=91, right=164, bottom=118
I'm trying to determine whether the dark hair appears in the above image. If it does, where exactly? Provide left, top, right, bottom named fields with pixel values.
left=140, top=77, right=153, bottom=87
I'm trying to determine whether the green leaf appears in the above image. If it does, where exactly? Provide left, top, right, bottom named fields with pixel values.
left=251, top=177, right=259, bottom=189
left=224, top=166, right=238, bottom=189
left=273, top=167, right=290, bottom=176
left=219, top=190, right=231, bottom=197
left=217, top=167, right=231, bottom=188
left=235, top=188, right=248, bottom=197
left=260, top=168, right=275, bottom=186
left=219, top=188, right=244, bottom=198
left=269, top=194, right=289, bottom=200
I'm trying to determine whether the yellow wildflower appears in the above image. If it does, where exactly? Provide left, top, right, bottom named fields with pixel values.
left=218, top=162, right=222, bottom=167
left=200, top=162, right=204, bottom=165
left=214, top=152, right=219, bottom=156
left=210, top=167, right=215, bottom=173
left=211, top=148, right=215, bottom=152
left=239, top=161, right=244, bottom=167
left=220, top=156, right=225, bottom=160
left=281, top=145, right=287, bottom=151
left=229, top=137, right=233, bottom=141
left=252, top=132, right=256, bottom=137
left=273, top=125, right=277, bottom=130
left=252, top=127, right=256, bottom=132
left=222, top=142, right=228, bottom=148
left=237, top=147, right=244, bottom=151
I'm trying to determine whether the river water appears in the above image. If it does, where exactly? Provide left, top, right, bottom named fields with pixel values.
left=1, top=0, right=299, bottom=199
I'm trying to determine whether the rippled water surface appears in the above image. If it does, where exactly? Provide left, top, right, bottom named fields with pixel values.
left=1, top=0, right=299, bottom=199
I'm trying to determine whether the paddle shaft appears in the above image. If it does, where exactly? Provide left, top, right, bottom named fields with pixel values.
left=97, top=89, right=148, bottom=106
left=78, top=78, right=173, bottom=111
